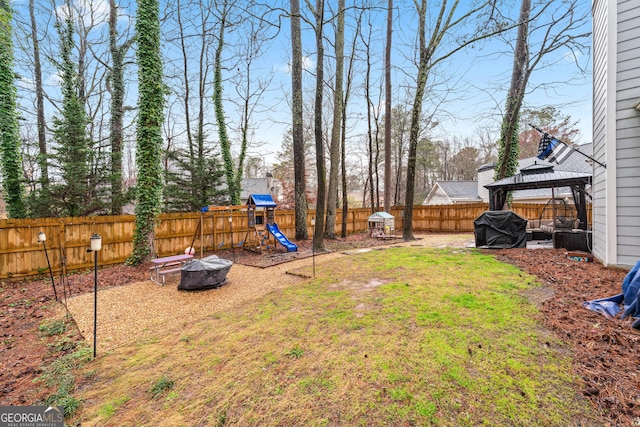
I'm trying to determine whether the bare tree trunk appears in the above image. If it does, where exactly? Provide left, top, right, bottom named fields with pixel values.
left=362, top=23, right=375, bottom=213
left=324, top=0, right=345, bottom=239
left=290, top=0, right=308, bottom=240
left=373, top=91, right=381, bottom=211
left=311, top=0, right=326, bottom=250
left=383, top=0, right=392, bottom=213
left=403, top=0, right=428, bottom=241
left=340, top=10, right=360, bottom=238
left=29, top=0, right=48, bottom=195
left=177, top=1, right=194, bottom=158
left=340, top=109, right=348, bottom=237
left=403, top=0, right=504, bottom=240
left=108, top=0, right=129, bottom=215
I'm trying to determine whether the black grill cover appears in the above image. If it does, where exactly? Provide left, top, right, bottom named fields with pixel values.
left=474, top=211, right=527, bottom=249
left=179, top=255, right=233, bottom=291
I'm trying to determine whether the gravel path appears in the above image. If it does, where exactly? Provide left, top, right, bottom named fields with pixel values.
left=64, top=234, right=473, bottom=352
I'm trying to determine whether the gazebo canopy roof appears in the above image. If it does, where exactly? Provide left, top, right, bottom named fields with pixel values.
left=485, top=168, right=592, bottom=230
left=485, top=170, right=591, bottom=193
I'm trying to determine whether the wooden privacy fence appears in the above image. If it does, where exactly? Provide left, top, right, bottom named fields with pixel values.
left=0, top=202, right=591, bottom=280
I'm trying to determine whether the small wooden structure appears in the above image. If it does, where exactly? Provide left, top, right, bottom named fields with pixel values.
left=368, top=211, right=395, bottom=238
left=246, top=194, right=277, bottom=252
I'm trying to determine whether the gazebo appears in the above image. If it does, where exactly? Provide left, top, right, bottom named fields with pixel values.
left=485, top=166, right=591, bottom=230
left=484, top=166, right=592, bottom=251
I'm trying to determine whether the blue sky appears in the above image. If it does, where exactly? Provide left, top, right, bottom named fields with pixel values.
left=12, top=0, right=593, bottom=170
left=248, top=0, right=593, bottom=165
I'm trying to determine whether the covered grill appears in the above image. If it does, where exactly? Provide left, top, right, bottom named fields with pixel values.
left=179, top=255, right=233, bottom=291
left=474, top=210, right=527, bottom=249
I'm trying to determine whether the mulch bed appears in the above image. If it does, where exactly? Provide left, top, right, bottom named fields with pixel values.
left=492, top=248, right=640, bottom=426
left=1, top=237, right=639, bottom=426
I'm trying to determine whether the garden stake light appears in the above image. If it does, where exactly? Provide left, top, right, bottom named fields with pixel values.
left=38, top=231, right=58, bottom=301
left=88, top=233, right=102, bottom=358
left=311, top=217, right=316, bottom=277
left=229, top=213, right=236, bottom=262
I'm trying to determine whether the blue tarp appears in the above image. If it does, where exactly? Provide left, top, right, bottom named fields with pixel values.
left=584, top=260, right=640, bottom=328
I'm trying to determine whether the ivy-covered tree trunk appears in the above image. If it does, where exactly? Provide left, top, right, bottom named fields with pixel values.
left=128, top=0, right=164, bottom=265
left=53, top=1, right=90, bottom=218
left=495, top=0, right=530, bottom=185
left=0, top=0, right=26, bottom=218
left=213, top=2, right=239, bottom=205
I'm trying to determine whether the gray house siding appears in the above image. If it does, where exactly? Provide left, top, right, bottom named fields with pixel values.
left=593, top=0, right=640, bottom=267
left=591, top=0, right=609, bottom=263
left=615, top=0, right=640, bottom=267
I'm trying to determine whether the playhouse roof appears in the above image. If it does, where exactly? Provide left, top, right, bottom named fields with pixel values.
left=368, top=211, right=394, bottom=220
left=246, top=194, right=276, bottom=207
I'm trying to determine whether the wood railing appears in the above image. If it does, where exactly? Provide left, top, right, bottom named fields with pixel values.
left=0, top=202, right=591, bottom=280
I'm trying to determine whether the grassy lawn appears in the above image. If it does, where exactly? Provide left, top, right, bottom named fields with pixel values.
left=72, top=247, right=594, bottom=426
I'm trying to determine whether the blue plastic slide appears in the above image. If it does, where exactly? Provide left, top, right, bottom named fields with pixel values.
left=266, top=223, right=298, bottom=252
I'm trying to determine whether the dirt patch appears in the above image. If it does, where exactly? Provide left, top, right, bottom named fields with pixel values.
left=331, top=278, right=389, bottom=292
left=2, top=233, right=639, bottom=426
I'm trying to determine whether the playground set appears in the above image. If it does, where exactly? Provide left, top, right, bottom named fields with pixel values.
left=193, top=194, right=297, bottom=257
left=151, top=194, right=296, bottom=286
left=245, top=194, right=298, bottom=253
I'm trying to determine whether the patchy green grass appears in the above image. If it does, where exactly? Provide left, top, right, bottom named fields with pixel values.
left=38, top=345, right=92, bottom=417
left=74, top=248, right=595, bottom=426
left=148, top=375, right=175, bottom=399
left=38, top=318, right=67, bottom=336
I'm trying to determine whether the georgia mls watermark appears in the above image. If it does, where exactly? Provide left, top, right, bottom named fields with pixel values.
left=0, top=406, right=63, bottom=427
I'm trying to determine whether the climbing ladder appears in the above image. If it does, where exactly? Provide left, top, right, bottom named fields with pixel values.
left=250, top=228, right=273, bottom=253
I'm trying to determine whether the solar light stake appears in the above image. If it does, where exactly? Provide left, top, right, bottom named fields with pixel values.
left=89, top=233, right=102, bottom=358
left=229, top=213, right=236, bottom=262
left=38, top=232, right=58, bottom=301
left=311, top=217, right=316, bottom=277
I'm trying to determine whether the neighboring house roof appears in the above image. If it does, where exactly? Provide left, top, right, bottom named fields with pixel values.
left=240, top=177, right=275, bottom=202
left=477, top=163, right=496, bottom=173
left=423, top=181, right=481, bottom=205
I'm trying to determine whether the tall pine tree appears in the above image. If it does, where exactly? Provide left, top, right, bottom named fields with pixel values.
left=163, top=145, right=226, bottom=212
left=127, top=0, right=164, bottom=264
left=0, top=0, right=26, bottom=218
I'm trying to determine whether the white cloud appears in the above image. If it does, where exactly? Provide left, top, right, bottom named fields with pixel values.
left=18, top=76, right=36, bottom=91
left=281, top=55, right=315, bottom=74
left=301, top=56, right=314, bottom=71
left=46, top=71, right=63, bottom=87
left=562, top=49, right=582, bottom=64
left=55, top=0, right=110, bottom=28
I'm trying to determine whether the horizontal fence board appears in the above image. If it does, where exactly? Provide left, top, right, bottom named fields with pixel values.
left=0, top=202, right=591, bottom=280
